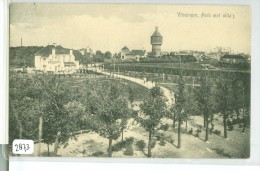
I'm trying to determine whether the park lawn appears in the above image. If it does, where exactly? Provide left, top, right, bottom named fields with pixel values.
left=117, top=62, right=205, bottom=70
left=56, top=75, right=149, bottom=101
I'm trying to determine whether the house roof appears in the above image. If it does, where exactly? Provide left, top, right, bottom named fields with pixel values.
left=127, top=50, right=146, bottom=56
left=34, top=45, right=72, bottom=57
left=121, top=46, right=130, bottom=51
left=221, top=54, right=246, bottom=59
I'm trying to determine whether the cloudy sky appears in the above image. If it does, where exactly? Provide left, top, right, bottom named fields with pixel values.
left=10, top=3, right=251, bottom=53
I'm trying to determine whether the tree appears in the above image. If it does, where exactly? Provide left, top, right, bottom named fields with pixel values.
left=87, top=81, right=130, bottom=157
left=9, top=73, right=40, bottom=149
left=42, top=82, right=84, bottom=156
left=174, top=75, right=186, bottom=148
left=28, top=76, right=58, bottom=156
left=231, top=75, right=244, bottom=120
left=104, top=51, right=112, bottom=59
left=137, top=86, right=167, bottom=157
left=184, top=86, right=199, bottom=132
left=215, top=75, right=234, bottom=138
left=195, top=76, right=216, bottom=141
left=9, top=74, right=37, bottom=143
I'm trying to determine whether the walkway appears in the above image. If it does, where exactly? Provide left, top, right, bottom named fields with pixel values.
left=95, top=69, right=174, bottom=108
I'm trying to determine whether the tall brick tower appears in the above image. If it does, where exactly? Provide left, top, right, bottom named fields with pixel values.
left=151, top=26, right=163, bottom=57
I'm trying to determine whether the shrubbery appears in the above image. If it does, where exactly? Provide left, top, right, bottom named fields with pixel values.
left=213, top=148, right=232, bottom=158
left=135, top=140, right=146, bottom=151
left=124, top=146, right=134, bottom=156
left=112, top=137, right=134, bottom=152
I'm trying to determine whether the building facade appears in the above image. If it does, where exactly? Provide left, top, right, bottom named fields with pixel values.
left=35, top=45, right=79, bottom=73
left=120, top=46, right=146, bottom=61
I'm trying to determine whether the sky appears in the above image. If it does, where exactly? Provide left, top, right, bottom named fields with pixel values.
left=10, top=3, right=251, bottom=54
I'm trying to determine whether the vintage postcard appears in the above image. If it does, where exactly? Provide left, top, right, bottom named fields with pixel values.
left=9, top=3, right=251, bottom=158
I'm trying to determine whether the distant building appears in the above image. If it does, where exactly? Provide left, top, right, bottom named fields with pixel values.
left=120, top=46, right=146, bottom=60
left=35, top=45, right=79, bottom=73
left=220, top=54, right=248, bottom=65
left=151, top=27, right=163, bottom=57
left=120, top=46, right=130, bottom=59
left=79, top=47, right=93, bottom=55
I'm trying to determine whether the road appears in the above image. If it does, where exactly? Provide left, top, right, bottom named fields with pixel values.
left=95, top=69, right=174, bottom=108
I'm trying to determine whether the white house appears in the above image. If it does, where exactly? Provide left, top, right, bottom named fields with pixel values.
left=34, top=45, right=79, bottom=73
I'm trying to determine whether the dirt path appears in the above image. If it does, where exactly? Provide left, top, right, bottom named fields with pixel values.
left=95, top=68, right=174, bottom=108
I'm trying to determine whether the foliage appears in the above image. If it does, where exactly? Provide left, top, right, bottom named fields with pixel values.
left=112, top=137, right=134, bottom=152
left=195, top=75, right=217, bottom=141
left=137, top=86, right=167, bottom=132
left=137, top=86, right=167, bottom=157
left=213, top=148, right=232, bottom=158
left=82, top=80, right=131, bottom=157
left=9, top=74, right=40, bottom=143
left=9, top=46, right=43, bottom=67
left=135, top=140, right=146, bottom=151
left=124, top=146, right=134, bottom=156
left=139, top=55, right=197, bottom=63
left=160, top=124, right=170, bottom=131
left=212, top=129, right=221, bottom=135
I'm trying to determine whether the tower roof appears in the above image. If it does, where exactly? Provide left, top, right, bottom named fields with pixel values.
left=152, top=26, right=162, bottom=37
left=121, top=46, right=129, bottom=51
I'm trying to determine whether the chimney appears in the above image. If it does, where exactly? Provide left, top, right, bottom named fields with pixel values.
left=70, top=49, right=73, bottom=55
left=52, top=48, right=56, bottom=56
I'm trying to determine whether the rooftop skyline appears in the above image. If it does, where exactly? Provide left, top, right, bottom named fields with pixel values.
left=10, top=4, right=251, bottom=54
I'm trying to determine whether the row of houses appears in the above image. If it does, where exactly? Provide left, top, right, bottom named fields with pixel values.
left=33, top=44, right=250, bottom=73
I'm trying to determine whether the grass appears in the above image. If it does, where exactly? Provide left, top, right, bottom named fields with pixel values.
left=56, top=75, right=149, bottom=101
left=117, top=62, right=204, bottom=70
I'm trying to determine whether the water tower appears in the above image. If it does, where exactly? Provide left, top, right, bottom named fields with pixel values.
left=151, top=27, right=163, bottom=57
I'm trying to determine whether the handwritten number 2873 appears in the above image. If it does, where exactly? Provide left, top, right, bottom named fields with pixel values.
left=14, top=143, right=30, bottom=152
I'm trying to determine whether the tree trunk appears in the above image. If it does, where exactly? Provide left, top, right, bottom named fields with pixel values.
left=203, top=114, right=206, bottom=127
left=223, top=111, right=227, bottom=138
left=205, top=113, right=209, bottom=141
left=148, top=130, right=152, bottom=157
left=47, top=144, right=50, bottom=157
left=235, top=108, right=240, bottom=120
left=173, top=113, right=176, bottom=128
left=177, top=119, right=181, bottom=148
left=54, top=131, right=61, bottom=156
left=185, top=120, right=188, bottom=132
left=108, top=137, right=113, bottom=157
left=19, top=125, right=23, bottom=139
left=210, top=114, right=214, bottom=130
left=38, top=115, right=43, bottom=156
left=121, top=128, right=124, bottom=142
left=242, top=107, right=246, bottom=133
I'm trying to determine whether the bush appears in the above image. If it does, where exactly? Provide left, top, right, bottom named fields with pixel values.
left=136, top=140, right=146, bottom=151
left=125, top=137, right=134, bottom=146
left=159, top=137, right=166, bottom=146
left=212, top=129, right=221, bottom=135
left=92, top=151, right=105, bottom=157
left=213, top=148, right=232, bottom=158
left=160, top=124, right=170, bottom=131
left=124, top=146, right=134, bottom=156
left=151, top=139, right=156, bottom=148
left=112, top=137, right=134, bottom=152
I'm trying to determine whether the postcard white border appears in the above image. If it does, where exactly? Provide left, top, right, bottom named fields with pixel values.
left=1, top=0, right=260, bottom=170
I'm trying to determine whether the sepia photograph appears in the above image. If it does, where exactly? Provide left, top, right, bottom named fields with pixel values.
left=9, top=3, right=251, bottom=158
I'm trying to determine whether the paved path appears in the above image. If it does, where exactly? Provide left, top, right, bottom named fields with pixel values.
left=95, top=69, right=174, bottom=108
